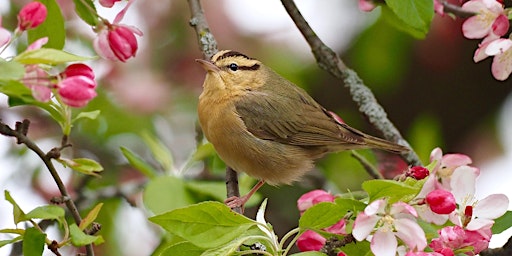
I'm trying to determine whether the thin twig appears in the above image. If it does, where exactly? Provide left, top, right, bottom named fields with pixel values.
left=0, top=120, right=94, bottom=256
left=186, top=0, right=242, bottom=213
left=280, top=0, right=422, bottom=166
left=441, top=0, right=476, bottom=18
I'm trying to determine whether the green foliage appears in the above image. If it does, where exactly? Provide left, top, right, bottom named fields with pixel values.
left=144, top=176, right=195, bottom=215
left=120, top=146, right=159, bottom=178
left=23, top=227, right=46, bottom=256
left=29, top=0, right=65, bottom=49
left=492, top=211, right=512, bottom=234
left=69, top=224, right=104, bottom=246
left=58, top=158, right=104, bottom=177
left=362, top=179, right=419, bottom=203
left=25, top=205, right=65, bottom=221
left=0, top=59, right=25, bottom=81
left=14, top=48, right=93, bottom=65
left=149, top=202, right=256, bottom=248
left=383, top=0, right=434, bottom=38
left=72, top=0, right=99, bottom=26
left=299, top=202, right=346, bottom=230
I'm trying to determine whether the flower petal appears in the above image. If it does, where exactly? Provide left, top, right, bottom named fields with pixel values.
left=474, top=194, right=509, bottom=219
left=395, top=218, right=427, bottom=251
left=371, top=230, right=397, bottom=256
left=450, top=166, right=477, bottom=203
left=352, top=212, right=380, bottom=241
left=365, top=199, right=387, bottom=216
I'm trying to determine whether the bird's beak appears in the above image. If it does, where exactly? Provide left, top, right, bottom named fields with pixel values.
left=195, top=59, right=220, bottom=73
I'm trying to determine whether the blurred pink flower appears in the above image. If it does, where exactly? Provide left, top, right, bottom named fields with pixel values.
left=296, top=230, right=325, bottom=252
left=429, top=225, right=493, bottom=255
left=478, top=38, right=512, bottom=81
left=23, top=65, right=51, bottom=102
left=297, top=189, right=335, bottom=215
left=434, top=0, right=444, bottom=16
left=17, top=2, right=47, bottom=31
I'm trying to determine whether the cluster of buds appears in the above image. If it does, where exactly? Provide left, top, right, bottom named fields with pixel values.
left=297, top=148, right=509, bottom=256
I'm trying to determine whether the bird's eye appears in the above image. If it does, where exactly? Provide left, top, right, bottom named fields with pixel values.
left=228, top=63, right=238, bottom=71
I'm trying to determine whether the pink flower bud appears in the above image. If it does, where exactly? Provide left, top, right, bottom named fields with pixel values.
left=58, top=76, right=97, bottom=108
left=23, top=65, right=51, bottom=102
left=296, top=230, right=325, bottom=252
left=99, top=0, right=122, bottom=8
left=17, top=2, right=47, bottom=31
left=297, top=190, right=335, bottom=214
left=406, top=166, right=429, bottom=180
left=61, top=63, right=95, bottom=80
left=426, top=189, right=456, bottom=214
left=108, top=25, right=138, bottom=62
left=324, top=219, right=346, bottom=235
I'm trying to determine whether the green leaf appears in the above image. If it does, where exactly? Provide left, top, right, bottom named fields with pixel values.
left=73, top=110, right=101, bottom=123
left=23, top=227, right=46, bottom=256
left=143, top=176, right=195, bottom=215
left=0, top=236, right=23, bottom=248
left=69, top=224, right=103, bottom=246
left=25, top=205, right=65, bottom=221
left=79, top=203, right=103, bottom=230
left=121, top=146, right=158, bottom=179
left=362, top=179, right=419, bottom=203
left=149, top=201, right=257, bottom=248
left=14, top=48, right=93, bottom=65
left=59, top=158, right=103, bottom=176
left=334, top=198, right=367, bottom=214
left=384, top=0, right=434, bottom=38
left=299, top=202, right=346, bottom=230
left=72, top=0, right=99, bottom=26
left=0, top=59, right=25, bottom=81
left=153, top=241, right=204, bottom=256
left=4, top=190, right=26, bottom=224
left=141, top=131, right=174, bottom=171
left=28, top=0, right=65, bottom=49
left=493, top=211, right=512, bottom=234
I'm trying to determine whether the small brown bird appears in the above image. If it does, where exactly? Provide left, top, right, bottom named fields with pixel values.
left=196, top=50, right=408, bottom=209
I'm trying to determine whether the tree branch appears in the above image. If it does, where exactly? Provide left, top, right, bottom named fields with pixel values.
left=186, top=0, right=243, bottom=214
left=280, top=0, right=422, bottom=166
left=0, top=119, right=94, bottom=256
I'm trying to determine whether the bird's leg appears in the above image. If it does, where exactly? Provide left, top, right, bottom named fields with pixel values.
left=225, top=180, right=265, bottom=211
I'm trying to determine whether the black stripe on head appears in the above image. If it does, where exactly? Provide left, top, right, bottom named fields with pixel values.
left=238, top=64, right=260, bottom=70
left=216, top=51, right=253, bottom=61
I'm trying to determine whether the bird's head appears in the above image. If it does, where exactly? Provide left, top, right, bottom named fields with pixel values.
left=196, top=50, right=266, bottom=91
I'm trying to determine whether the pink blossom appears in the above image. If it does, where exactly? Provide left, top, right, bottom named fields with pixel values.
left=415, top=174, right=450, bottom=225
left=429, top=148, right=477, bottom=190
left=296, top=230, right=326, bottom=252
left=426, top=189, right=456, bottom=214
left=429, top=226, right=493, bottom=255
left=93, top=0, right=142, bottom=62
left=324, top=219, right=346, bottom=235
left=479, top=38, right=512, bottom=81
left=449, top=166, right=509, bottom=231
left=17, top=2, right=47, bottom=31
left=352, top=199, right=427, bottom=256
left=461, top=0, right=506, bottom=40
left=23, top=65, right=51, bottom=102
left=297, top=190, right=335, bottom=214
left=57, top=76, right=97, bottom=108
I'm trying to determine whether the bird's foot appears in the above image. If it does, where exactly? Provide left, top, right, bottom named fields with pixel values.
left=225, top=196, right=248, bottom=213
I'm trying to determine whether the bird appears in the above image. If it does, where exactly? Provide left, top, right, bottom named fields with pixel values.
left=196, top=50, right=408, bottom=209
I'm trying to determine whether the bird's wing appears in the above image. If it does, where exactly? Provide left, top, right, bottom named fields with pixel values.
left=234, top=85, right=366, bottom=147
